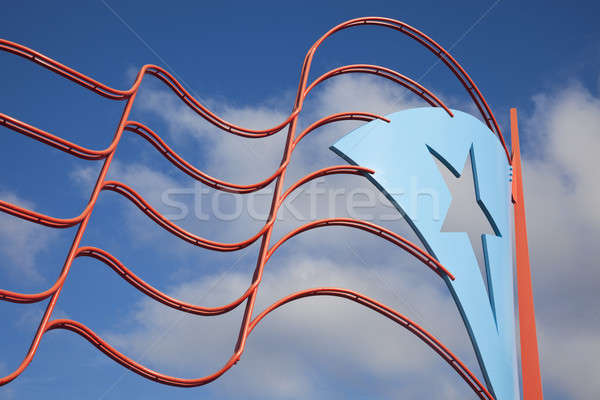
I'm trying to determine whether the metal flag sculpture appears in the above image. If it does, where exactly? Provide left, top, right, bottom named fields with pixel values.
left=0, top=17, right=542, bottom=399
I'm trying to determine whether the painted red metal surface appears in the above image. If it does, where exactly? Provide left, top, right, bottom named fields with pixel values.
left=511, top=109, right=543, bottom=399
left=0, top=18, right=509, bottom=398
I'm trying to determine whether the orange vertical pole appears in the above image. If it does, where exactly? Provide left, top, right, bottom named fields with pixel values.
left=511, top=108, right=543, bottom=399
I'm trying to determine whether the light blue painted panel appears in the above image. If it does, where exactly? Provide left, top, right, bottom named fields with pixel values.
left=331, top=108, right=517, bottom=400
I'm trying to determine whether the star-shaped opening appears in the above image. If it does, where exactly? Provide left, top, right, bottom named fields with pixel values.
left=429, top=146, right=496, bottom=295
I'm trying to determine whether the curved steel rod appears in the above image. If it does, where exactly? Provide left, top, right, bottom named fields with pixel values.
left=0, top=168, right=389, bottom=302
left=0, top=60, right=445, bottom=161
left=0, top=164, right=370, bottom=231
left=0, top=51, right=447, bottom=144
left=0, top=17, right=500, bottom=397
left=306, top=17, right=509, bottom=160
left=266, top=218, right=454, bottom=279
left=248, top=287, right=493, bottom=399
left=88, top=167, right=375, bottom=253
left=0, top=115, right=383, bottom=227
left=122, top=114, right=387, bottom=194
left=2, top=213, right=455, bottom=307
left=304, top=64, right=453, bottom=117
left=0, top=38, right=298, bottom=137
left=37, top=287, right=493, bottom=399
left=0, top=90, right=140, bottom=386
left=1, top=16, right=507, bottom=151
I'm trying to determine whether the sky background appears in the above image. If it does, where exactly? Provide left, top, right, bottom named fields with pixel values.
left=0, top=1, right=599, bottom=399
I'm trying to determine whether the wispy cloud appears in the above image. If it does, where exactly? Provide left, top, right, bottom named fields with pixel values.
left=0, top=192, right=57, bottom=282
left=522, top=80, right=600, bottom=399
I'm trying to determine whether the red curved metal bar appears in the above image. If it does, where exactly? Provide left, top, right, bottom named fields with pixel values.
left=0, top=17, right=502, bottom=397
left=266, top=218, right=454, bottom=280
left=0, top=163, right=370, bottom=232
left=304, top=64, right=453, bottom=117
left=0, top=215, right=454, bottom=306
left=44, top=318, right=240, bottom=387
left=37, top=285, right=495, bottom=399
left=0, top=166, right=376, bottom=304
left=305, top=17, right=509, bottom=160
left=248, top=287, right=493, bottom=399
left=0, top=41, right=448, bottom=142
left=123, top=113, right=388, bottom=194
left=103, top=165, right=374, bottom=252
left=0, top=113, right=116, bottom=160
left=0, top=90, right=140, bottom=387
left=0, top=116, right=383, bottom=228
left=62, top=225, right=451, bottom=315
left=77, top=246, right=250, bottom=315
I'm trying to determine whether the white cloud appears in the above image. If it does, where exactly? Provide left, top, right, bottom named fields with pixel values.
left=538, top=321, right=600, bottom=399
left=521, top=82, right=600, bottom=399
left=0, top=361, right=15, bottom=399
left=0, top=192, right=56, bottom=281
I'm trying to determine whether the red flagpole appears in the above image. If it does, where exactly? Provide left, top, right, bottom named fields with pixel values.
left=511, top=108, right=543, bottom=399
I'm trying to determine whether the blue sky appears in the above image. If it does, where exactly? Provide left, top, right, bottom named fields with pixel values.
left=0, top=1, right=599, bottom=399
